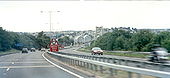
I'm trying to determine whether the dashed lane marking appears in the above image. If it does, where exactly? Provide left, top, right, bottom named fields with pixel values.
left=0, top=62, right=48, bottom=64
left=0, top=65, right=55, bottom=68
left=6, top=68, right=10, bottom=71
left=12, top=62, right=14, bottom=64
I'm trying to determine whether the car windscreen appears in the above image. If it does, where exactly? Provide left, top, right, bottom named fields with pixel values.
left=92, top=47, right=101, bottom=50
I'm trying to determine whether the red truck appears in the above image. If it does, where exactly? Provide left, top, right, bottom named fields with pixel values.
left=50, top=38, right=59, bottom=52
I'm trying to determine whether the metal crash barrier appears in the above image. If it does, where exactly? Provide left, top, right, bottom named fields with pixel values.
left=47, top=52, right=170, bottom=78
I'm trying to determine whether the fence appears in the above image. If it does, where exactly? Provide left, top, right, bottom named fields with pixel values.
left=47, top=52, right=170, bottom=78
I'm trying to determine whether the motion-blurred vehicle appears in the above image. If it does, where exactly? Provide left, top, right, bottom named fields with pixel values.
left=91, top=47, right=103, bottom=55
left=148, top=47, right=169, bottom=63
left=22, top=48, right=28, bottom=53
left=30, top=48, right=36, bottom=52
left=41, top=48, right=46, bottom=52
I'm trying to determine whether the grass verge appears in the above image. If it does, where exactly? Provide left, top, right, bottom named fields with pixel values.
left=0, top=49, right=20, bottom=55
left=77, top=48, right=170, bottom=60
left=104, top=52, right=147, bottom=58
left=77, top=48, right=91, bottom=53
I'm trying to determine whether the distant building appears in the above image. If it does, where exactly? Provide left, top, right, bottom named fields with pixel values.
left=140, top=29, right=170, bottom=33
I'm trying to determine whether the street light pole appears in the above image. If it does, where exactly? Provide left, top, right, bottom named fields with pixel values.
left=41, top=10, right=60, bottom=32
left=49, top=11, right=52, bottom=32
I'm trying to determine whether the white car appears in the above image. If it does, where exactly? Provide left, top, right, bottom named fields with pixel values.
left=41, top=48, right=46, bottom=52
left=148, top=47, right=169, bottom=62
left=22, top=48, right=28, bottom=53
left=91, top=47, right=103, bottom=55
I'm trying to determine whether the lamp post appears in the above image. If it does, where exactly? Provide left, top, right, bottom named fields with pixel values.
left=49, top=11, right=52, bottom=32
left=41, top=10, right=60, bottom=32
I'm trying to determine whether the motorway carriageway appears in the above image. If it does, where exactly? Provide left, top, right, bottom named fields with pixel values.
left=0, top=51, right=88, bottom=78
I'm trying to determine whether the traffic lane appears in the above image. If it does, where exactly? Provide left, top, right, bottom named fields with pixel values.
left=3, top=67, right=77, bottom=78
left=0, top=52, right=44, bottom=67
left=0, top=53, right=23, bottom=62
left=0, top=51, right=78, bottom=78
left=0, top=52, right=24, bottom=76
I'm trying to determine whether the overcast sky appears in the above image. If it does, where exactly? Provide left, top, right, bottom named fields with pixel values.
left=0, top=1, right=170, bottom=32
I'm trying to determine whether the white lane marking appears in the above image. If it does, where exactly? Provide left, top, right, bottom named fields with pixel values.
left=6, top=68, right=10, bottom=71
left=0, top=62, right=47, bottom=64
left=12, top=62, right=14, bottom=64
left=0, top=65, right=54, bottom=68
left=42, top=52, right=84, bottom=78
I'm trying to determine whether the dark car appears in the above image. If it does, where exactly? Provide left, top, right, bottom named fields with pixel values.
left=91, top=47, right=103, bottom=55
left=22, top=48, right=28, bottom=53
left=30, top=48, right=36, bottom=52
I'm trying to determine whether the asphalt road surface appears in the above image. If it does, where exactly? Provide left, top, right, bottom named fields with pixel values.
left=0, top=51, right=80, bottom=78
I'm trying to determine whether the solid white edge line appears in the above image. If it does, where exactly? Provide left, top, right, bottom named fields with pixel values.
left=42, top=52, right=84, bottom=78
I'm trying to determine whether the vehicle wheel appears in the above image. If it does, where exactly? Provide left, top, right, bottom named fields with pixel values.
left=149, top=57, right=154, bottom=62
left=101, top=53, right=103, bottom=55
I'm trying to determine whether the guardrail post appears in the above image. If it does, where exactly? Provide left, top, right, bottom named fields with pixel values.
left=80, top=61, right=82, bottom=67
left=63, top=57, right=65, bottom=63
left=113, top=69, right=117, bottom=75
left=76, top=60, right=78, bottom=66
left=94, top=65, right=97, bottom=71
left=112, top=58, right=116, bottom=64
left=75, top=60, right=77, bottom=65
left=90, top=63, right=93, bottom=70
left=125, top=60, right=128, bottom=66
left=141, top=62, right=145, bottom=68
left=72, top=59, right=74, bottom=65
left=77, top=60, right=79, bottom=66
left=95, top=57, right=98, bottom=61
left=99, top=57, right=101, bottom=61
left=86, top=62, right=88, bottom=68
left=88, top=63, right=91, bottom=69
left=73, top=59, right=75, bottom=65
left=83, top=62, right=86, bottom=67
left=128, top=72, right=132, bottom=78
left=107, top=58, right=110, bottom=63
left=100, top=66, right=103, bottom=73
left=118, top=59, right=121, bottom=65
left=92, top=56, right=95, bottom=60
left=103, top=57, right=105, bottom=62
left=64, top=57, right=67, bottom=63
left=109, top=68, right=113, bottom=76
left=159, top=64, right=163, bottom=71
left=136, top=73, right=141, bottom=78
left=69, top=59, right=71, bottom=65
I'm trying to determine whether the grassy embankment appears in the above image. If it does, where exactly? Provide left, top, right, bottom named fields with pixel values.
left=77, top=48, right=164, bottom=58
left=0, top=49, right=20, bottom=55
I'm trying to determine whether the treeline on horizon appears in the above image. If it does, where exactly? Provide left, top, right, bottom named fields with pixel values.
left=0, top=27, right=50, bottom=51
left=91, top=29, right=170, bottom=52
